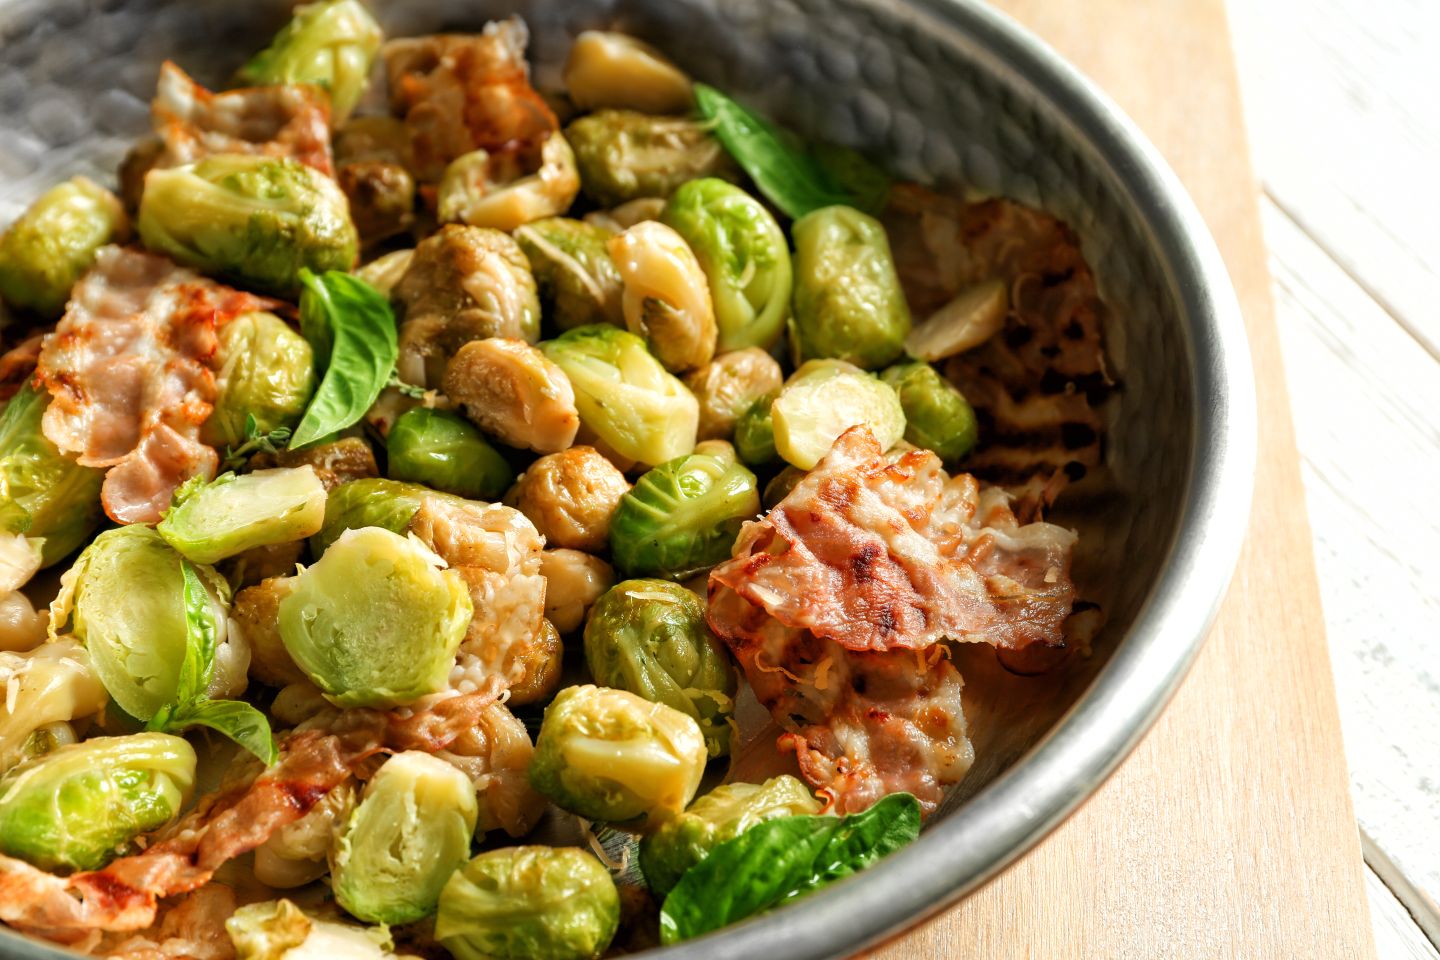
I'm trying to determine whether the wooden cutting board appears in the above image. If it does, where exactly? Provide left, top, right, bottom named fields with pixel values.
left=862, top=1, right=1378, bottom=956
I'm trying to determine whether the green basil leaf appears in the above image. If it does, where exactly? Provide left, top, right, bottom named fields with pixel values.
left=693, top=83, right=890, bottom=220
left=169, top=698, right=279, bottom=766
left=658, top=792, right=921, bottom=943
left=290, top=269, right=397, bottom=449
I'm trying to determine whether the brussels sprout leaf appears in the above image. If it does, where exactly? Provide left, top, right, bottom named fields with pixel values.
left=693, top=84, right=890, bottom=220
left=658, top=792, right=921, bottom=943
left=291, top=269, right=398, bottom=449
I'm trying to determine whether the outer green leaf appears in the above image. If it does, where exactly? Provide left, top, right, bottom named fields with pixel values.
left=170, top=699, right=278, bottom=766
left=658, top=792, right=921, bottom=943
left=291, top=269, right=397, bottom=448
left=0, top=384, right=104, bottom=567
left=175, top=559, right=218, bottom=709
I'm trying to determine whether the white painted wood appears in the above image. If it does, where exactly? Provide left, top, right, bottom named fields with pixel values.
left=1369, top=864, right=1440, bottom=960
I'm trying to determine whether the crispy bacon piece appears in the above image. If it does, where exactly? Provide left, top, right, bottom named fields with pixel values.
left=34, top=247, right=275, bottom=524
left=97, top=884, right=237, bottom=960
left=710, top=428, right=1077, bottom=654
left=0, top=333, right=45, bottom=401
left=152, top=61, right=334, bottom=176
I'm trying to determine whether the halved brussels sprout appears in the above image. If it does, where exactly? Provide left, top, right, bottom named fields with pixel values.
left=609, top=221, right=717, bottom=373
left=661, top=179, right=792, bottom=353
left=790, top=205, right=910, bottom=369
left=442, top=338, right=580, bottom=454
left=158, top=468, right=328, bottom=565
left=60, top=526, right=228, bottom=721
left=732, top=390, right=779, bottom=467
left=562, top=31, right=693, bottom=114
left=437, top=133, right=581, bottom=233
left=331, top=751, right=479, bottom=924
left=309, top=477, right=428, bottom=556
left=880, top=361, right=979, bottom=462
left=279, top=526, right=472, bottom=708
left=528, top=684, right=706, bottom=823
left=505, top=447, right=630, bottom=553
left=513, top=217, right=624, bottom=331
left=540, top=325, right=698, bottom=467
left=638, top=775, right=822, bottom=897
left=0, top=732, right=195, bottom=871
left=771, top=360, right=906, bottom=469
left=684, top=347, right=784, bottom=442
left=903, top=279, right=1009, bottom=361
left=202, top=312, right=317, bottom=449
left=138, top=155, right=358, bottom=296
left=583, top=580, right=737, bottom=758
left=228, top=899, right=402, bottom=960
left=609, top=445, right=758, bottom=581
left=540, top=549, right=614, bottom=635
left=0, top=177, right=127, bottom=317
left=435, top=846, right=620, bottom=960
left=0, top=641, right=107, bottom=772
left=565, top=111, right=735, bottom=207
left=235, top=0, right=383, bottom=125
left=0, top=384, right=104, bottom=570
left=386, top=408, right=514, bottom=501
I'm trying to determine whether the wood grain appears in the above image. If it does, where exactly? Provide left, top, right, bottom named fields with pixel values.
left=862, top=0, right=1377, bottom=956
left=1368, top=866, right=1440, bottom=960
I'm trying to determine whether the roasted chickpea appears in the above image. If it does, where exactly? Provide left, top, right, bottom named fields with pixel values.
left=505, top=447, right=630, bottom=552
left=232, top=576, right=307, bottom=688
left=539, top=548, right=615, bottom=634
left=684, top=347, right=784, bottom=442
left=442, top=339, right=579, bottom=454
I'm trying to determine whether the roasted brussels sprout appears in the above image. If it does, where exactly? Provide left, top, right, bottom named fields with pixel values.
left=309, top=477, right=427, bottom=555
left=505, top=447, right=630, bottom=553
left=583, top=196, right=664, bottom=234
left=232, top=576, right=308, bottom=688
left=437, top=133, right=581, bottom=233
left=528, top=684, right=706, bottom=823
left=386, top=407, right=514, bottom=500
left=442, top=338, right=580, bottom=454
left=0, top=384, right=104, bottom=571
left=202, top=312, right=317, bottom=449
left=0, top=641, right=107, bottom=772
left=903, top=279, right=1009, bottom=361
left=583, top=579, right=736, bottom=757
left=137, top=155, right=358, bottom=296
left=638, top=775, right=821, bottom=897
left=435, top=846, right=620, bottom=960
left=0, top=177, right=127, bottom=317
left=228, top=899, right=402, bottom=960
left=540, top=325, right=698, bottom=467
left=279, top=526, right=472, bottom=708
left=732, top=390, right=779, bottom=467
left=684, top=348, right=784, bottom=442
left=563, top=31, right=693, bottom=114
left=661, top=179, right=792, bottom=353
left=158, top=468, right=327, bottom=565
left=235, top=0, right=383, bottom=125
left=565, top=111, right=735, bottom=207
left=609, top=221, right=717, bottom=372
left=762, top=464, right=806, bottom=508
left=771, top=360, right=906, bottom=469
left=514, top=217, right=624, bottom=331
left=0, top=732, right=195, bottom=871
left=880, top=361, right=979, bottom=462
left=331, top=751, right=479, bottom=924
left=789, top=205, right=910, bottom=369
left=540, top=549, right=614, bottom=635
left=609, top=446, right=759, bottom=580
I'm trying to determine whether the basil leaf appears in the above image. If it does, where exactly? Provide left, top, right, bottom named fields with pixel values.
left=169, top=699, right=279, bottom=766
left=659, top=792, right=921, bottom=943
left=290, top=269, right=397, bottom=449
left=693, top=83, right=890, bottom=219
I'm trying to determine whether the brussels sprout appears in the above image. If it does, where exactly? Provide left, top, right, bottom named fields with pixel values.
left=331, top=751, right=478, bottom=924
left=505, top=448, right=630, bottom=553
left=279, top=526, right=471, bottom=708
left=309, top=477, right=427, bottom=555
left=138, top=155, right=358, bottom=296
left=609, top=446, right=759, bottom=581
left=661, top=179, right=791, bottom=353
left=438, top=133, right=581, bottom=233
left=684, top=347, right=784, bottom=442
left=435, top=846, right=619, bottom=960
left=354, top=249, right=414, bottom=298
left=513, top=218, right=624, bottom=331
left=732, top=390, right=779, bottom=467
left=202, top=312, right=317, bottom=449
left=0, top=732, right=195, bottom=871
left=228, top=899, right=403, bottom=960
left=789, top=205, right=910, bottom=369
left=235, top=0, right=383, bottom=125
left=563, top=31, right=693, bottom=114
left=61, top=526, right=228, bottom=721
left=762, top=465, right=806, bottom=509
left=565, top=111, right=736, bottom=207
left=0, top=177, right=127, bottom=317
left=880, top=361, right=979, bottom=462
left=540, top=549, right=614, bottom=635
left=0, top=384, right=104, bottom=570
left=528, top=684, right=706, bottom=823
left=638, top=775, right=821, bottom=897
left=771, top=360, right=906, bottom=469
left=583, top=580, right=736, bottom=757
left=608, top=221, right=717, bottom=373
left=0, top=641, right=108, bottom=772
left=442, top=338, right=580, bottom=454
left=158, top=468, right=327, bottom=565
left=386, top=408, right=513, bottom=500
left=540, top=325, right=698, bottom=467
left=903, top=279, right=1009, bottom=361
left=583, top=196, right=664, bottom=234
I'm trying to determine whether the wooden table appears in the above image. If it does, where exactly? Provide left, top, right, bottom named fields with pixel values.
left=863, top=1, right=1387, bottom=955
